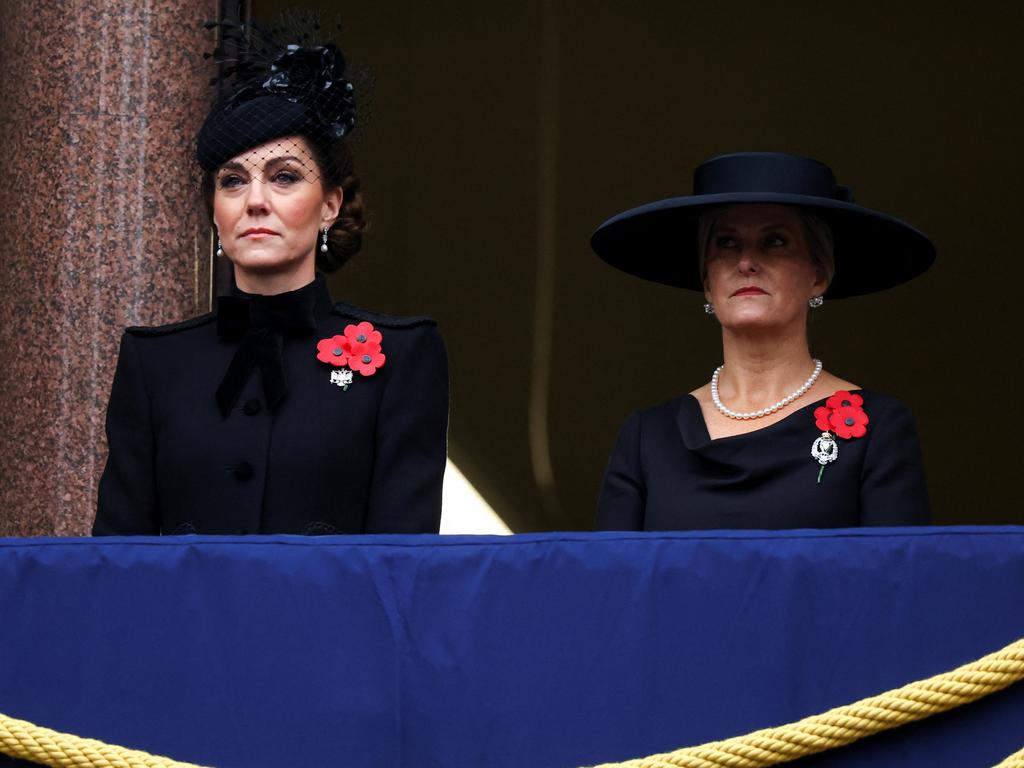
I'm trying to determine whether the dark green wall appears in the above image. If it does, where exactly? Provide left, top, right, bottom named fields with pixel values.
left=256, top=0, right=1024, bottom=529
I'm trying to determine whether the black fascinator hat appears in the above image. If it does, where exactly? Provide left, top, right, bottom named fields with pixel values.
left=196, top=21, right=356, bottom=173
left=590, top=152, right=936, bottom=298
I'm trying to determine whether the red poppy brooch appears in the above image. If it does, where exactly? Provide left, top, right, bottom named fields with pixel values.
left=811, top=391, right=868, bottom=483
left=315, top=322, right=386, bottom=390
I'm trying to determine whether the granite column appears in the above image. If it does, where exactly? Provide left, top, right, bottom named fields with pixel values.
left=0, top=0, right=217, bottom=534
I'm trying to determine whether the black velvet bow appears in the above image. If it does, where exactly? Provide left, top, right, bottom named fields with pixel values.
left=215, top=289, right=318, bottom=418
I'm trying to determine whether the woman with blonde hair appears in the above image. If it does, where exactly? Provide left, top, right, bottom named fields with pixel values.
left=591, top=152, right=933, bottom=530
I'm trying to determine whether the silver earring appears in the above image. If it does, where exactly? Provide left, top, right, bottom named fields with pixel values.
left=704, top=303, right=715, bottom=315
left=809, top=296, right=824, bottom=309
left=320, top=227, right=330, bottom=253
left=216, top=238, right=224, bottom=257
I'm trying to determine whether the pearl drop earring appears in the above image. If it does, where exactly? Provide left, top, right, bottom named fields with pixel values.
left=320, top=227, right=330, bottom=253
left=216, top=238, right=224, bottom=257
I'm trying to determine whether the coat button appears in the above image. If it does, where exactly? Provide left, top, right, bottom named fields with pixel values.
left=234, top=461, right=254, bottom=481
left=242, top=398, right=262, bottom=416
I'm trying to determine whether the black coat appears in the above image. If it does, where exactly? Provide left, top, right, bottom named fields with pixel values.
left=596, top=390, right=930, bottom=530
left=94, top=277, right=448, bottom=535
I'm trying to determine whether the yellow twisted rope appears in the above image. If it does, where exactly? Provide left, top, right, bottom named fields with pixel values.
left=588, top=637, right=1024, bottom=768
left=994, top=744, right=1024, bottom=768
left=2, top=640, right=1021, bottom=768
left=0, top=711, right=211, bottom=768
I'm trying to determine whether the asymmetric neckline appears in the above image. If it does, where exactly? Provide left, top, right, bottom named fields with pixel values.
left=681, top=389, right=865, bottom=450
left=595, top=388, right=930, bottom=530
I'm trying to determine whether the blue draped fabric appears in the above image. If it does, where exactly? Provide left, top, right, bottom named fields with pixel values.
left=1, top=528, right=1023, bottom=768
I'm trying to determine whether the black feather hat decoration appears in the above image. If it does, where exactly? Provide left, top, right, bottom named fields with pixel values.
left=196, top=14, right=356, bottom=172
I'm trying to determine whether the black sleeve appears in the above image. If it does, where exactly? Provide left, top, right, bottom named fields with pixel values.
left=365, top=325, right=449, bottom=533
left=594, top=411, right=645, bottom=531
left=93, top=332, right=160, bottom=535
left=859, top=399, right=931, bottom=526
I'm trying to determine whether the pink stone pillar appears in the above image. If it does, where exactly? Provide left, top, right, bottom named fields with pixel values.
left=0, top=0, right=217, bottom=535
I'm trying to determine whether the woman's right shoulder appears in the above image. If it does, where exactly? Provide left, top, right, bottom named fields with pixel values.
left=617, top=394, right=693, bottom=431
left=122, top=312, right=217, bottom=340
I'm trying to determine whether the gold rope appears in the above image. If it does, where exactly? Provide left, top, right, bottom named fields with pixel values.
left=588, top=637, right=1024, bottom=768
left=0, top=712, right=211, bottom=768
left=994, top=744, right=1024, bottom=768
left=2, top=639, right=1021, bottom=768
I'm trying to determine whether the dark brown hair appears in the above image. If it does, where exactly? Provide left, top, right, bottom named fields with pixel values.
left=307, top=138, right=366, bottom=272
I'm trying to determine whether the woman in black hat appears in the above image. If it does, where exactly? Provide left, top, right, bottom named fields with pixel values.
left=93, top=29, right=448, bottom=535
left=591, top=152, right=932, bottom=530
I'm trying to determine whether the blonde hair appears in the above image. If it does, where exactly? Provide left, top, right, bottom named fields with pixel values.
left=697, top=206, right=835, bottom=289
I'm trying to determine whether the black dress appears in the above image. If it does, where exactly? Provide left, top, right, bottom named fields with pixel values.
left=94, top=276, right=448, bottom=535
left=596, top=390, right=930, bottom=530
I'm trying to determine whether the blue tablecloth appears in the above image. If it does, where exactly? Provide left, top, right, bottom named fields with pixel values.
left=1, top=528, right=1023, bottom=768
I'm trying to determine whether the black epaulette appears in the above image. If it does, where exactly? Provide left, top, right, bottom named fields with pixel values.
left=125, top=313, right=217, bottom=337
left=331, top=302, right=437, bottom=329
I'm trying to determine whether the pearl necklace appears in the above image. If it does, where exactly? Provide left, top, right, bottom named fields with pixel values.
left=711, top=359, right=823, bottom=420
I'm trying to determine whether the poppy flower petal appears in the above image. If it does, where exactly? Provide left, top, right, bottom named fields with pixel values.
left=814, top=407, right=832, bottom=431
left=828, top=405, right=869, bottom=440
left=826, top=390, right=853, bottom=410
left=316, top=335, right=349, bottom=366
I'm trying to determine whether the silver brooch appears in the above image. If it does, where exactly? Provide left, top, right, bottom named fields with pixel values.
left=811, top=432, right=838, bottom=483
left=329, top=369, right=354, bottom=390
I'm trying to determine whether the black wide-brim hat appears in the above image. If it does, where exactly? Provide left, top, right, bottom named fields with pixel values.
left=590, top=152, right=936, bottom=298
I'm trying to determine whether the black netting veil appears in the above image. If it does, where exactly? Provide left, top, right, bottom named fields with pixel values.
left=197, top=16, right=357, bottom=179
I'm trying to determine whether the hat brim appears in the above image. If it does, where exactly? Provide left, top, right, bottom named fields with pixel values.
left=590, top=193, right=935, bottom=299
